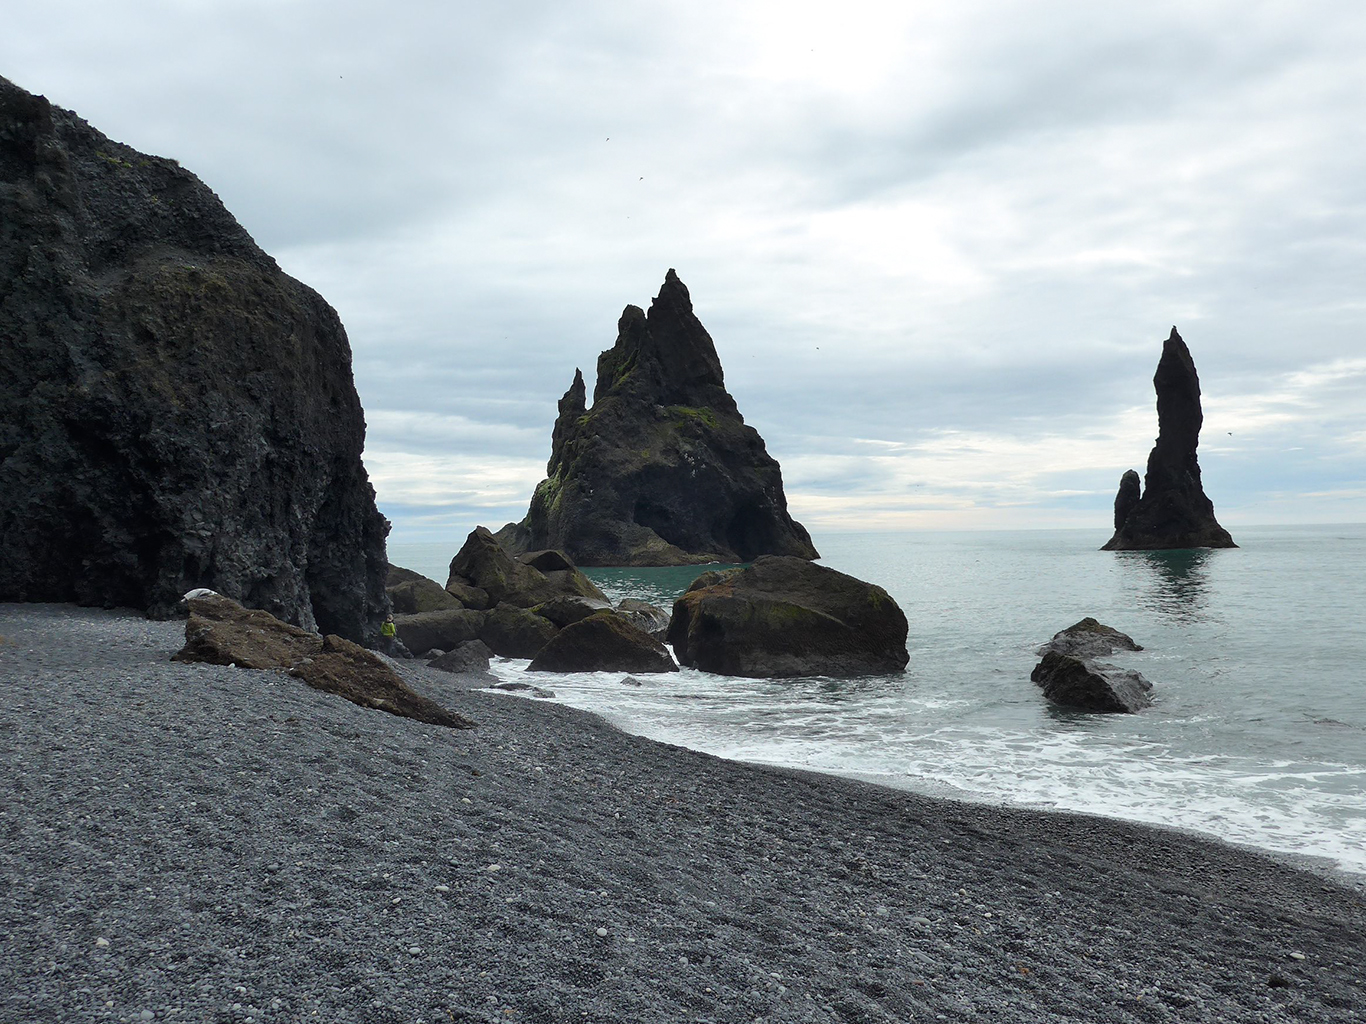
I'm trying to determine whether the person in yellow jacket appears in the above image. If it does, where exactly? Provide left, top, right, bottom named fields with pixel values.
left=380, top=613, right=398, bottom=655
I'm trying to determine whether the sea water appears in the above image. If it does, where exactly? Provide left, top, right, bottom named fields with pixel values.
left=388, top=525, right=1366, bottom=876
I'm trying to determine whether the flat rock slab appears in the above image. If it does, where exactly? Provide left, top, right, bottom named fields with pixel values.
left=173, top=594, right=472, bottom=728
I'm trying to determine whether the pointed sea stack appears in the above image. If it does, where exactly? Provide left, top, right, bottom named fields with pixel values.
left=1102, top=328, right=1235, bottom=551
left=496, top=270, right=818, bottom=566
left=0, top=77, right=391, bottom=639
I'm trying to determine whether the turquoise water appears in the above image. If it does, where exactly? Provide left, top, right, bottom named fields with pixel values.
left=387, top=525, right=1366, bottom=875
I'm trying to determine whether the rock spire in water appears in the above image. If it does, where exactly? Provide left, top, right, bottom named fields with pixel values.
left=1102, top=328, right=1235, bottom=551
left=496, top=270, right=818, bottom=566
left=0, top=76, right=391, bottom=639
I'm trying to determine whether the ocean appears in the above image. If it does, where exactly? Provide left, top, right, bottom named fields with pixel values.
left=387, top=524, right=1366, bottom=877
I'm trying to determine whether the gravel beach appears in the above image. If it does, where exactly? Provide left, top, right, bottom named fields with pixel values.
left=1, top=603, right=1362, bottom=1023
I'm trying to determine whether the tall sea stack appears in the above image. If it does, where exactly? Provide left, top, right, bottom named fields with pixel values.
left=1102, top=328, right=1235, bottom=551
left=0, top=77, right=391, bottom=640
left=496, top=270, right=817, bottom=566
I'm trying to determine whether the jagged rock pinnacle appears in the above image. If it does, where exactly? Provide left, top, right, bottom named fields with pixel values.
left=1102, top=328, right=1236, bottom=550
left=497, top=270, right=817, bottom=566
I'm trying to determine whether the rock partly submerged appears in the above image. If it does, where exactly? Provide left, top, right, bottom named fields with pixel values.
left=668, top=556, right=909, bottom=678
left=0, top=76, right=390, bottom=641
left=1037, top=617, right=1144, bottom=659
left=1031, top=651, right=1154, bottom=714
left=171, top=594, right=473, bottom=728
left=1103, top=328, right=1236, bottom=551
left=496, top=270, right=818, bottom=566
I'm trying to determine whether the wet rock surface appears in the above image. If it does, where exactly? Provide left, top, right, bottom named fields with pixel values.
left=1031, top=651, right=1155, bottom=713
left=0, top=76, right=389, bottom=640
left=528, top=611, right=679, bottom=674
left=1038, top=617, right=1144, bottom=659
left=668, top=555, right=909, bottom=678
left=1103, top=328, right=1236, bottom=551
left=496, top=270, right=818, bottom=566
left=3, top=602, right=1362, bottom=1024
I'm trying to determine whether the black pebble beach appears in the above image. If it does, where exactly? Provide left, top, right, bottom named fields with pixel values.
left=2, top=604, right=1362, bottom=1023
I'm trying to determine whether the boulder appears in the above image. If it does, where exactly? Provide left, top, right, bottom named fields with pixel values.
left=0, top=76, right=389, bottom=640
left=616, top=598, right=671, bottom=638
left=447, top=527, right=605, bottom=608
left=1037, top=618, right=1143, bottom=659
left=428, top=640, right=495, bottom=676
left=668, top=556, right=909, bottom=678
left=532, top=594, right=613, bottom=628
left=495, top=270, right=818, bottom=566
left=387, top=575, right=463, bottom=615
left=443, top=578, right=491, bottom=611
left=1102, top=328, right=1236, bottom=550
left=172, top=594, right=472, bottom=727
left=393, top=608, right=487, bottom=654
left=528, top=611, right=679, bottom=674
left=1030, top=652, right=1154, bottom=713
left=480, top=605, right=559, bottom=659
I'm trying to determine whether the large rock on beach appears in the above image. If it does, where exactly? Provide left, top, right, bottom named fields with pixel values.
left=1031, top=651, right=1154, bottom=713
left=447, top=528, right=604, bottom=608
left=1037, top=618, right=1143, bottom=659
left=531, top=594, right=613, bottom=628
left=495, top=270, right=818, bottom=566
left=479, top=604, right=559, bottom=659
left=386, top=569, right=463, bottom=615
left=172, top=594, right=472, bottom=727
left=393, top=608, right=487, bottom=655
left=1102, top=328, right=1236, bottom=551
left=428, top=640, right=494, bottom=677
left=0, top=76, right=390, bottom=640
left=668, top=556, right=909, bottom=678
left=616, top=598, right=671, bottom=638
left=528, top=611, right=678, bottom=674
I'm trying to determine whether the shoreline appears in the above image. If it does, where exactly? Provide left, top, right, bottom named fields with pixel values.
left=2, top=603, right=1363, bottom=1022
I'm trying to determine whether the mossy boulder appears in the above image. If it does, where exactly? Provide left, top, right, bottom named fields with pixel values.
left=495, top=271, right=817, bottom=566
left=668, top=556, right=908, bottom=678
left=528, top=611, right=678, bottom=674
left=393, top=608, right=487, bottom=654
left=479, top=605, right=559, bottom=659
left=447, top=527, right=604, bottom=608
left=387, top=571, right=463, bottom=614
left=1037, top=618, right=1143, bottom=659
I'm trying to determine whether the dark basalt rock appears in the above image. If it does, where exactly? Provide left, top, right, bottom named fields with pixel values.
left=393, top=608, right=487, bottom=655
left=428, top=640, right=495, bottom=678
left=531, top=594, right=613, bottom=628
left=447, top=527, right=605, bottom=608
left=616, top=598, right=671, bottom=638
left=668, top=556, right=909, bottom=678
left=1031, top=651, right=1153, bottom=713
left=386, top=567, right=463, bottom=614
left=1037, top=618, right=1143, bottom=659
left=172, top=594, right=473, bottom=728
left=495, top=270, right=818, bottom=566
left=1103, top=329, right=1236, bottom=551
left=479, top=604, right=559, bottom=659
left=0, top=77, right=390, bottom=640
left=528, top=611, right=678, bottom=674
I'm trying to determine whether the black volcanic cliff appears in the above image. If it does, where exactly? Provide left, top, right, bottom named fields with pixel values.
left=496, top=270, right=818, bottom=566
left=0, top=77, right=390, bottom=639
left=1102, top=328, right=1235, bottom=551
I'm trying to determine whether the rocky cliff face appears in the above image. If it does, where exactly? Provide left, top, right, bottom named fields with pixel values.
left=0, top=76, right=390, bottom=639
left=497, top=270, right=818, bottom=566
left=1102, top=328, right=1235, bottom=551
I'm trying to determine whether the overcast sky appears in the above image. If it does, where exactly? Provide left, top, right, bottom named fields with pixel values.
left=8, top=1, right=1366, bottom=546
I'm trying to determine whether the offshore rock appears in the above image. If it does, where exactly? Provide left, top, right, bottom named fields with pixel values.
left=1037, top=618, right=1143, bottom=660
left=528, top=611, right=678, bottom=674
left=495, top=270, right=818, bottom=566
left=1103, top=329, right=1236, bottom=551
left=668, top=556, right=909, bottom=678
left=1031, top=651, right=1153, bottom=714
left=172, top=594, right=472, bottom=728
left=0, top=76, right=389, bottom=640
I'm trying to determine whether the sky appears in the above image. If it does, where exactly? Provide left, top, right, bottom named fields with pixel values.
left=6, top=0, right=1366, bottom=547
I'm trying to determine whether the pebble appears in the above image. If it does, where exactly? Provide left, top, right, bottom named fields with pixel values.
left=435, top=884, right=450, bottom=892
left=95, top=937, right=109, bottom=947
left=141, top=1012, right=154, bottom=1021
left=409, top=946, right=422, bottom=955
left=595, top=927, right=609, bottom=937
left=1289, top=951, right=1306, bottom=961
